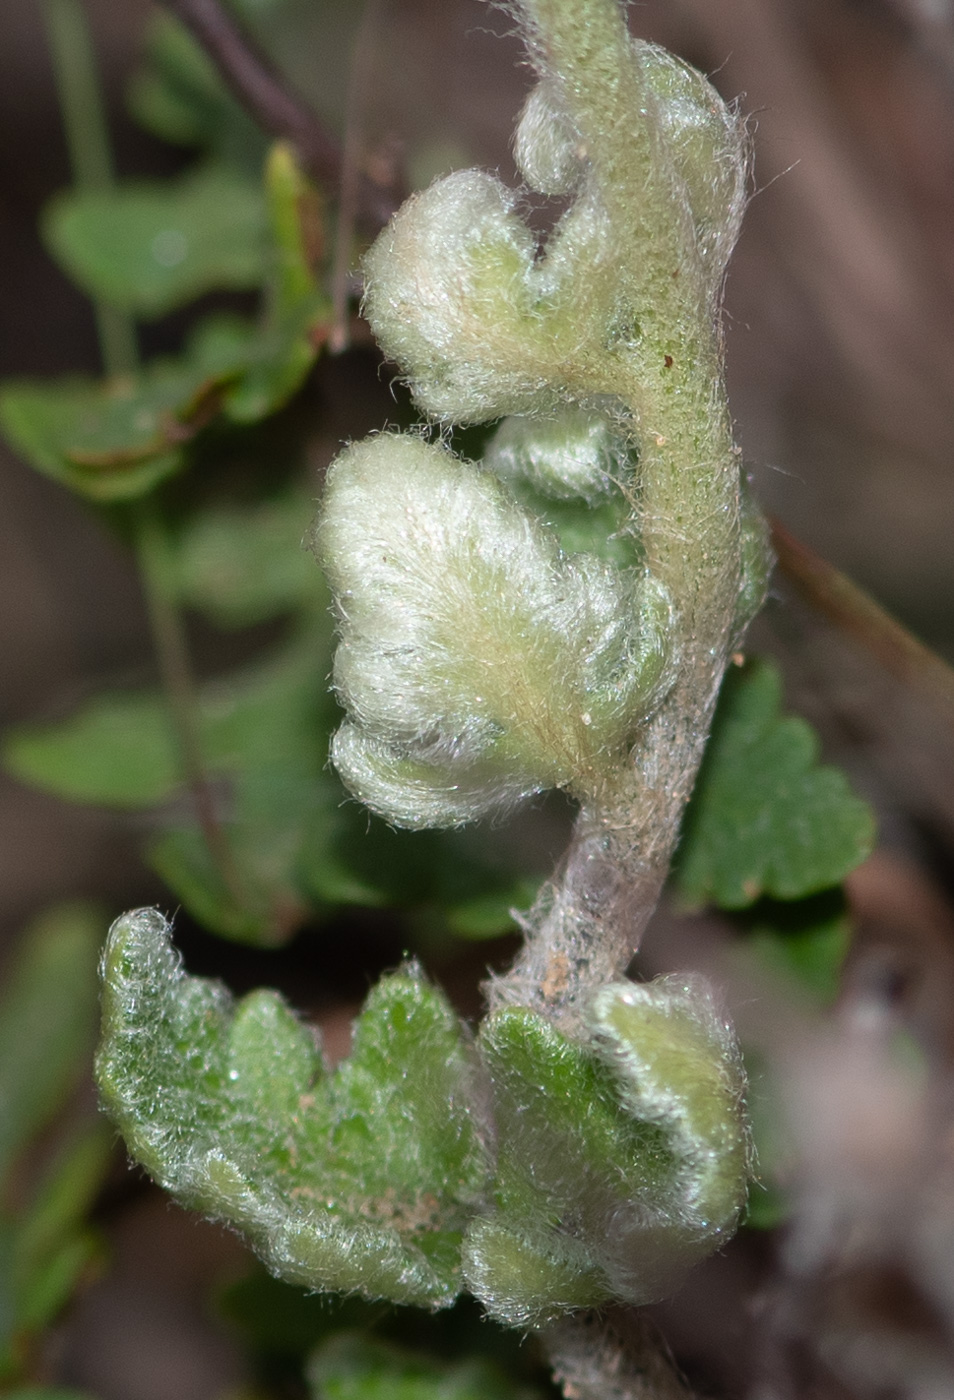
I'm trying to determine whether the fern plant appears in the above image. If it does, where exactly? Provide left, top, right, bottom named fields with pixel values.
left=0, top=0, right=879, bottom=1395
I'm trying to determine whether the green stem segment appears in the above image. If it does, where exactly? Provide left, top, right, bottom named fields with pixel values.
left=43, top=0, right=241, bottom=906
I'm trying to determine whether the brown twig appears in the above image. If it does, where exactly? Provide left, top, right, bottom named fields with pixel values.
left=163, top=0, right=399, bottom=228
left=770, top=515, right=954, bottom=732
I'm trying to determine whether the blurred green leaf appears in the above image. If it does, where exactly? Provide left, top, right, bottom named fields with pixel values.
left=145, top=617, right=337, bottom=944
left=0, top=905, right=102, bottom=1181
left=221, top=1269, right=377, bottom=1358
left=300, top=811, right=538, bottom=941
left=737, top=893, right=854, bottom=1231
left=743, top=890, right=851, bottom=1006
left=218, top=303, right=324, bottom=424
left=264, top=143, right=322, bottom=319
left=43, top=165, right=268, bottom=317
left=442, top=885, right=538, bottom=942
left=5, top=692, right=179, bottom=808
left=97, top=910, right=488, bottom=1306
left=0, top=312, right=261, bottom=500
left=128, top=12, right=268, bottom=173
left=215, top=143, right=329, bottom=425
left=0, top=370, right=190, bottom=501
left=4, top=617, right=335, bottom=944
left=1, top=145, right=331, bottom=506
left=222, top=1271, right=546, bottom=1390
left=4, top=591, right=540, bottom=945
left=676, top=659, right=876, bottom=909
left=741, top=1043, right=791, bottom=1232
left=172, top=488, right=317, bottom=628
left=12, top=1122, right=111, bottom=1334
left=743, top=1178, right=788, bottom=1232
left=307, top=1333, right=534, bottom=1400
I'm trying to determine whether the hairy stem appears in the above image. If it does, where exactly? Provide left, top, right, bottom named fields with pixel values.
left=490, top=0, right=741, bottom=1024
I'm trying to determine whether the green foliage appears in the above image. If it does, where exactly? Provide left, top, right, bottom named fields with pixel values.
left=306, top=1333, right=535, bottom=1400
left=464, top=977, right=749, bottom=1328
left=734, top=892, right=853, bottom=1232
left=0, top=906, right=111, bottom=1383
left=43, top=165, right=268, bottom=316
left=465, top=1010, right=664, bottom=1326
left=0, top=137, right=328, bottom=505
left=5, top=690, right=181, bottom=808
left=3, top=482, right=543, bottom=945
left=97, top=909, right=753, bottom=1325
left=173, top=488, right=319, bottom=627
left=0, top=0, right=892, bottom=1372
left=0, top=905, right=102, bottom=1179
left=743, top=890, right=852, bottom=1007
left=128, top=11, right=269, bottom=172
left=97, top=909, right=487, bottom=1307
left=4, top=602, right=337, bottom=944
left=220, top=1271, right=548, bottom=1387
left=3, top=1124, right=111, bottom=1348
left=0, top=368, right=189, bottom=501
left=676, top=659, right=876, bottom=908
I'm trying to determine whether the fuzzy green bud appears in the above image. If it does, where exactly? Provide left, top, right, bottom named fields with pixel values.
left=484, top=408, right=631, bottom=507
left=462, top=975, right=750, bottom=1328
left=313, top=433, right=675, bottom=828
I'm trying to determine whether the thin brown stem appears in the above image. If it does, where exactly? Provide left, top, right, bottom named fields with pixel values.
left=770, top=516, right=954, bottom=733
left=163, top=0, right=399, bottom=228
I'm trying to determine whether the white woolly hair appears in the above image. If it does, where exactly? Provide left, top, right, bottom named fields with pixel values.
left=312, top=434, right=675, bottom=829
left=361, top=169, right=582, bottom=425
left=361, top=35, right=747, bottom=430
left=484, top=408, right=633, bottom=505
left=513, top=78, right=585, bottom=198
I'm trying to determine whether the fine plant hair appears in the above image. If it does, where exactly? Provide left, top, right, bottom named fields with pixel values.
left=94, top=0, right=768, bottom=1392
left=315, top=0, right=763, bottom=1024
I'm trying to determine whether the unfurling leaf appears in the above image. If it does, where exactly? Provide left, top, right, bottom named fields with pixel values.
left=462, top=976, right=750, bottom=1328
left=315, top=434, right=674, bottom=829
left=96, top=909, right=487, bottom=1307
